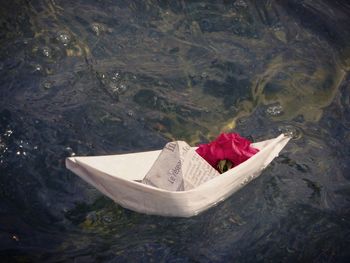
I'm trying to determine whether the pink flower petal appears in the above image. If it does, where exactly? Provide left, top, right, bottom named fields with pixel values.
left=196, top=133, right=259, bottom=172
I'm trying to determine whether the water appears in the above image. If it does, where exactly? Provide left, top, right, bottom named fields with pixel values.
left=1, top=0, right=350, bottom=262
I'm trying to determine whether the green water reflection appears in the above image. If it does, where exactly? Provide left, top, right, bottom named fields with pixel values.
left=1, top=0, right=350, bottom=262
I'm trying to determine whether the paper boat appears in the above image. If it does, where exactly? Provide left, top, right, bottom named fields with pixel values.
left=66, top=134, right=290, bottom=217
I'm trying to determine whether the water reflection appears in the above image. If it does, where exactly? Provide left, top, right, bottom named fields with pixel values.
left=0, top=0, right=350, bottom=262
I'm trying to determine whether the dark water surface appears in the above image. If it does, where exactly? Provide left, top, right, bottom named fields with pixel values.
left=1, top=0, right=350, bottom=262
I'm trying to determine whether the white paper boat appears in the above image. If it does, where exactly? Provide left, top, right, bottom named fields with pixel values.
left=66, top=134, right=290, bottom=217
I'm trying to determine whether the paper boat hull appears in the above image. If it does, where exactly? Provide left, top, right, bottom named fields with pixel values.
left=66, top=134, right=290, bottom=217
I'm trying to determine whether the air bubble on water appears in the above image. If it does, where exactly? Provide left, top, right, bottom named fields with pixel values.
left=65, top=146, right=76, bottom=156
left=234, top=0, right=248, bottom=8
left=201, top=72, right=208, bottom=78
left=33, top=64, right=43, bottom=72
left=42, top=46, right=52, bottom=57
left=109, top=83, right=118, bottom=92
left=91, top=24, right=99, bottom=35
left=91, top=23, right=105, bottom=36
left=109, top=84, right=125, bottom=95
left=11, top=235, right=20, bottom=242
left=266, top=104, right=283, bottom=117
left=102, top=215, right=113, bottom=223
left=111, top=72, right=120, bottom=81
left=41, top=81, right=52, bottom=90
left=56, top=30, right=71, bottom=46
left=4, top=129, right=13, bottom=137
left=118, top=84, right=127, bottom=94
left=278, top=125, right=302, bottom=140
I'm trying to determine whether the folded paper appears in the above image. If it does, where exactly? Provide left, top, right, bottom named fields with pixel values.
left=142, top=141, right=219, bottom=191
left=65, top=134, right=290, bottom=217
